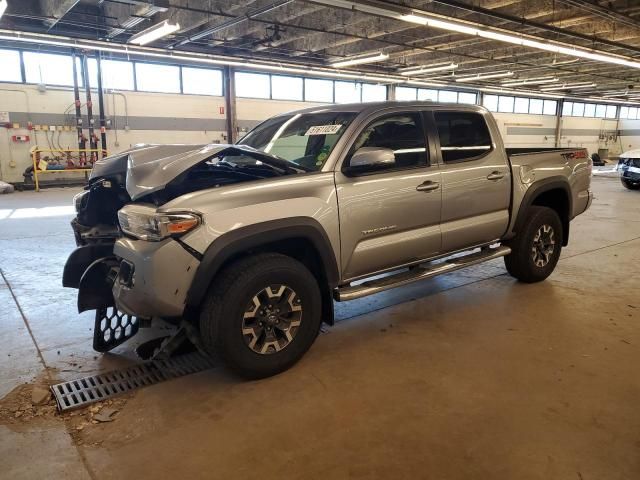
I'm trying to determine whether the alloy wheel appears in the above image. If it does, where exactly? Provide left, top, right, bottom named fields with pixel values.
left=241, top=285, right=303, bottom=354
left=531, top=224, right=556, bottom=267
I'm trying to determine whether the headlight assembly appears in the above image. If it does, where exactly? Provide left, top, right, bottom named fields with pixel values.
left=73, top=190, right=89, bottom=213
left=117, top=204, right=201, bottom=241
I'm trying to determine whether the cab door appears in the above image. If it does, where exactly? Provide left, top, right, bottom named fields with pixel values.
left=334, top=110, right=442, bottom=282
left=431, top=109, right=511, bottom=252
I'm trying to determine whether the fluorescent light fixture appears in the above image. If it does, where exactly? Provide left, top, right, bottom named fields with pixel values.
left=0, top=0, right=7, bottom=20
left=501, top=76, right=559, bottom=86
left=399, top=14, right=429, bottom=25
left=330, top=52, right=389, bottom=68
left=455, top=71, right=514, bottom=82
left=541, top=83, right=597, bottom=91
left=308, top=1, right=640, bottom=70
left=399, top=63, right=458, bottom=76
left=129, top=20, right=180, bottom=45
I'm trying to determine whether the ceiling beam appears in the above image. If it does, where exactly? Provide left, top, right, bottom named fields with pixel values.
left=39, top=0, right=82, bottom=30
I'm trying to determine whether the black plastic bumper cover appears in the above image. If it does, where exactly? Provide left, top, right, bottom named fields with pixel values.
left=77, top=257, right=119, bottom=313
left=63, top=244, right=114, bottom=288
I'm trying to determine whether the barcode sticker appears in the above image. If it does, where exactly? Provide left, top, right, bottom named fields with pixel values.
left=305, top=124, right=342, bottom=136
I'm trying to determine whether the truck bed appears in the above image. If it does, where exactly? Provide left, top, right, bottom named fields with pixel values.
left=506, top=147, right=587, bottom=156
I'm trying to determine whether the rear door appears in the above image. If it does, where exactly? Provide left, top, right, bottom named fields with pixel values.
left=431, top=109, right=511, bottom=251
left=335, top=110, right=442, bottom=281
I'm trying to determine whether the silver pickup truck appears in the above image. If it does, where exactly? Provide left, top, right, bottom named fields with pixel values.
left=63, top=102, right=593, bottom=378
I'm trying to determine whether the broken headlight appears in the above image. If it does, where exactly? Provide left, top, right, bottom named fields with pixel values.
left=73, top=190, right=89, bottom=213
left=117, top=204, right=201, bottom=241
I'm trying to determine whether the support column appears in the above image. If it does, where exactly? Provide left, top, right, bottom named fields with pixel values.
left=71, top=50, right=86, bottom=164
left=387, top=84, right=396, bottom=101
left=95, top=53, right=108, bottom=158
left=223, top=66, right=238, bottom=144
left=555, top=100, right=564, bottom=148
left=82, top=53, right=97, bottom=164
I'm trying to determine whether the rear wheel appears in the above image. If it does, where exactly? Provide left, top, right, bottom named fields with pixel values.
left=504, top=206, right=563, bottom=283
left=199, top=253, right=322, bottom=379
left=621, top=178, right=640, bottom=190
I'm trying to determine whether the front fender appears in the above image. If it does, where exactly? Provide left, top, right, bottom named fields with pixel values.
left=184, top=217, right=339, bottom=310
left=77, top=257, right=119, bottom=313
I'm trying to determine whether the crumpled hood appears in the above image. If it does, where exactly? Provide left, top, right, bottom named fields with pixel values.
left=90, top=143, right=292, bottom=201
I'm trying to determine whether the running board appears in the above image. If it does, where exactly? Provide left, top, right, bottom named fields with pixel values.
left=334, top=245, right=511, bottom=302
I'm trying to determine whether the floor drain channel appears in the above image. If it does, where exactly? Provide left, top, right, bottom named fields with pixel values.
left=50, top=352, right=216, bottom=412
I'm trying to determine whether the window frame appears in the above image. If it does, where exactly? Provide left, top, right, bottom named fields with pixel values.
left=270, top=73, right=304, bottom=101
left=334, top=80, right=362, bottom=104
left=304, top=77, right=334, bottom=103
left=23, top=50, right=78, bottom=87
left=431, top=109, right=495, bottom=164
left=341, top=110, right=430, bottom=177
left=0, top=48, right=24, bottom=83
left=181, top=65, right=223, bottom=97
left=235, top=71, right=272, bottom=99
left=361, top=83, right=387, bottom=102
left=134, top=61, right=182, bottom=94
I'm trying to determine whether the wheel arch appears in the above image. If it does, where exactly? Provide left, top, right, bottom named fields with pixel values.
left=185, top=217, right=339, bottom=324
left=514, top=178, right=572, bottom=246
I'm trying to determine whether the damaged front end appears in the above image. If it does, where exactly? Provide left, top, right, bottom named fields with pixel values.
left=63, top=143, right=299, bottom=352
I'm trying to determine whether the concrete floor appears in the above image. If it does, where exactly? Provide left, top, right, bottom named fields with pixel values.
left=1, top=176, right=639, bottom=479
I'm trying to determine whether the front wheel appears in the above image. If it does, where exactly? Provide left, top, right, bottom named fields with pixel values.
left=199, top=253, right=322, bottom=379
left=621, top=178, right=640, bottom=190
left=504, top=206, right=563, bottom=283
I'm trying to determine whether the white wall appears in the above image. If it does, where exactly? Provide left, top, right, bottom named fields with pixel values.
left=1, top=84, right=638, bottom=184
left=559, top=116, right=621, bottom=157
left=618, top=119, right=640, bottom=153
left=0, top=83, right=228, bottom=183
left=0, top=83, right=324, bottom=184
left=491, top=112, right=557, bottom=148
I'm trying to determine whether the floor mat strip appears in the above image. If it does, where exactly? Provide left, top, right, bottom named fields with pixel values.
left=50, top=352, right=216, bottom=412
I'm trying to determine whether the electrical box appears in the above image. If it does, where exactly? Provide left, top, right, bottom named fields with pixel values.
left=12, top=135, right=30, bottom=142
left=49, top=125, right=56, bottom=131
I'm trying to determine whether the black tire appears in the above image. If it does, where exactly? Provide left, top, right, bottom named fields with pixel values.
left=199, top=253, right=322, bottom=379
left=504, top=206, right=563, bottom=283
left=621, top=178, right=640, bottom=190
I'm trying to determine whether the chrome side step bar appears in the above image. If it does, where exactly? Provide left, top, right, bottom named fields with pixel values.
left=334, top=245, right=511, bottom=302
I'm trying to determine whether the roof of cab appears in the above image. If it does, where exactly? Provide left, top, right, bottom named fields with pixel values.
left=271, top=101, right=488, bottom=117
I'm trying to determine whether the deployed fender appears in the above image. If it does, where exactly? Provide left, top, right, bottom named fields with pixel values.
left=63, top=244, right=114, bottom=288
left=77, top=257, right=119, bottom=313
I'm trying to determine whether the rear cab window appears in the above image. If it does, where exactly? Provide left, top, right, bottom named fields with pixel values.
left=434, top=111, right=493, bottom=162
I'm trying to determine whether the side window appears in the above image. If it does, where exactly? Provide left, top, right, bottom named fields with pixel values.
left=434, top=112, right=492, bottom=162
left=345, top=113, right=427, bottom=173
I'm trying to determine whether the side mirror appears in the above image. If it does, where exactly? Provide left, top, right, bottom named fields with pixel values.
left=348, top=147, right=396, bottom=170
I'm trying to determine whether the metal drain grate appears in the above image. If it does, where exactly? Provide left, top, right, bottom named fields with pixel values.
left=51, top=352, right=216, bottom=412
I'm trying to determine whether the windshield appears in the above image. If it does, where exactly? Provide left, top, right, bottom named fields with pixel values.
left=238, top=111, right=358, bottom=171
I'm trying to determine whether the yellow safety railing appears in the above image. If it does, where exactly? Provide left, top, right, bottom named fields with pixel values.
left=31, top=148, right=107, bottom=192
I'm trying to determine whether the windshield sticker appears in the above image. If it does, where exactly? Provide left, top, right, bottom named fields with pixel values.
left=305, top=124, right=342, bottom=136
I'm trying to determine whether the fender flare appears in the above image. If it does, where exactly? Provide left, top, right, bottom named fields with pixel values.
left=512, top=177, right=572, bottom=245
left=185, top=217, right=340, bottom=310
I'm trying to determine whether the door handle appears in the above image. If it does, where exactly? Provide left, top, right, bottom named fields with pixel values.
left=487, top=171, right=505, bottom=181
left=416, top=181, right=440, bottom=192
